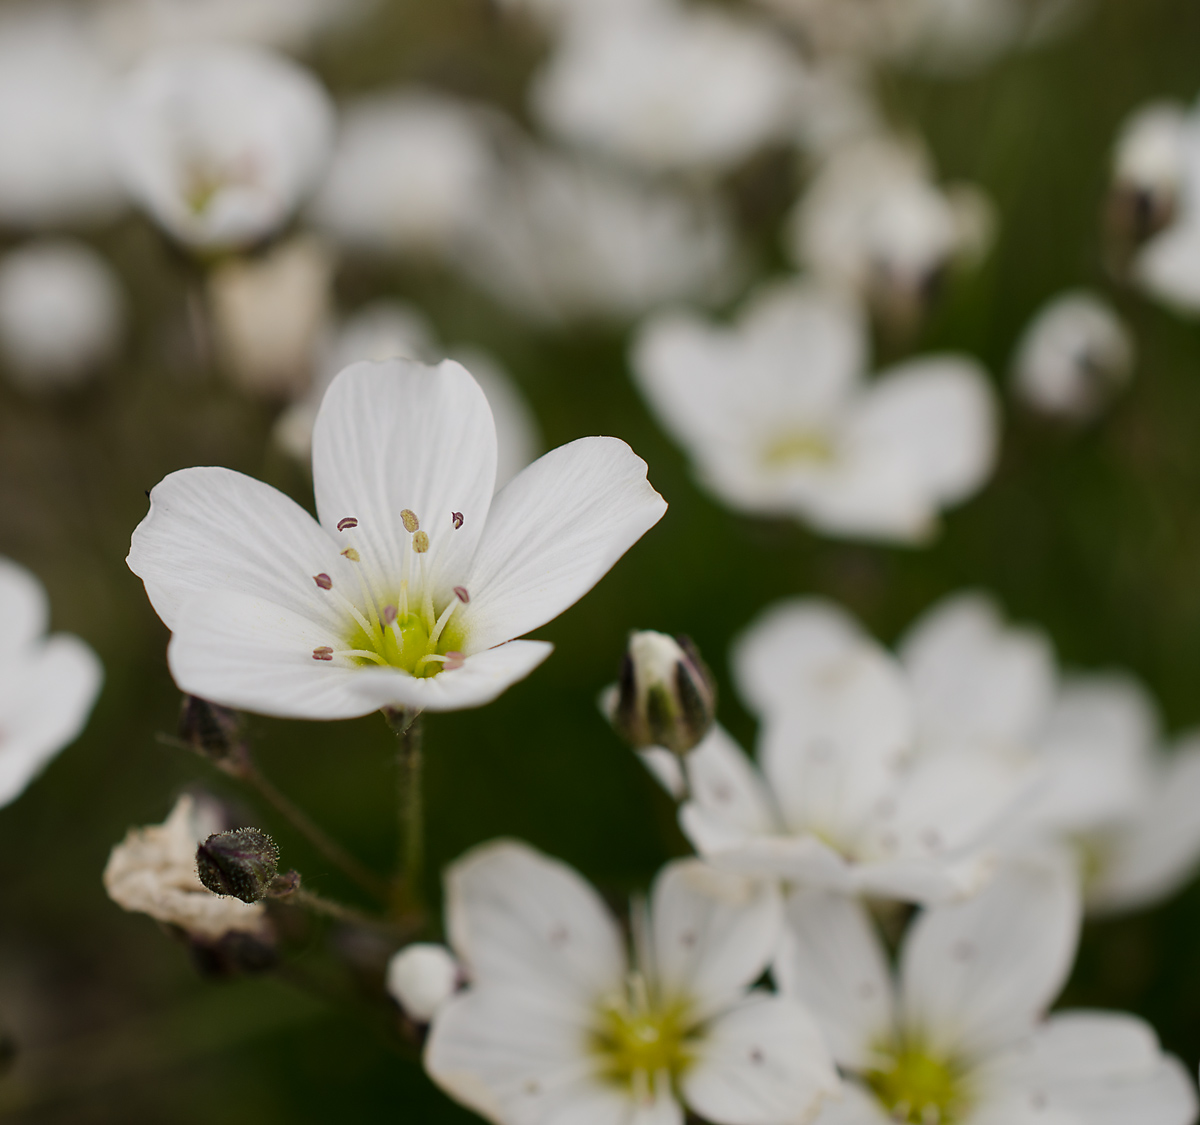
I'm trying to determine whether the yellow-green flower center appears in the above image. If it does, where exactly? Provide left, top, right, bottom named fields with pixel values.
left=344, top=607, right=466, bottom=678
left=865, top=1046, right=968, bottom=1124
left=762, top=428, right=836, bottom=468
left=591, top=980, right=695, bottom=1091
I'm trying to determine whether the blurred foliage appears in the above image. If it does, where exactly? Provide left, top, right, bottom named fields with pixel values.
left=2, top=0, right=1200, bottom=1119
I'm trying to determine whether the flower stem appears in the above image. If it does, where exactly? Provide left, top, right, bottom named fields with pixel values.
left=385, top=708, right=425, bottom=910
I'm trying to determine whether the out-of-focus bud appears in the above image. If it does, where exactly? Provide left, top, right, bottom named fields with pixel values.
left=178, top=694, right=249, bottom=773
left=386, top=943, right=460, bottom=1024
left=1107, top=102, right=1188, bottom=265
left=609, top=631, right=716, bottom=757
left=1011, top=290, right=1134, bottom=422
left=196, top=827, right=280, bottom=903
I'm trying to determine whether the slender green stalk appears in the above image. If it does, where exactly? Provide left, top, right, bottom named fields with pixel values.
left=385, top=709, right=425, bottom=910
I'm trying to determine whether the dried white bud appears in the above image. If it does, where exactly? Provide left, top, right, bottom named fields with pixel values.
left=386, top=943, right=459, bottom=1023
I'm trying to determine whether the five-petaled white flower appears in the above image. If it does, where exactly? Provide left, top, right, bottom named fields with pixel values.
left=128, top=358, right=666, bottom=719
left=0, top=556, right=104, bottom=809
left=425, top=839, right=840, bottom=1125
left=632, top=279, right=997, bottom=543
left=776, top=857, right=1197, bottom=1125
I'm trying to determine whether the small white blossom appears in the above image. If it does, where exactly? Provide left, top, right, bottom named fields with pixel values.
left=787, top=136, right=994, bottom=333
left=103, top=793, right=270, bottom=942
left=0, top=6, right=124, bottom=228
left=777, top=858, right=1196, bottom=1125
left=111, top=43, right=335, bottom=251
left=1011, top=290, right=1134, bottom=421
left=311, top=91, right=496, bottom=259
left=530, top=0, right=802, bottom=174
left=632, top=279, right=997, bottom=543
left=128, top=359, right=665, bottom=719
left=425, top=839, right=839, bottom=1125
left=1112, top=101, right=1188, bottom=229
left=456, top=146, right=736, bottom=325
left=0, top=239, right=125, bottom=392
left=0, top=557, right=103, bottom=809
left=387, top=943, right=460, bottom=1024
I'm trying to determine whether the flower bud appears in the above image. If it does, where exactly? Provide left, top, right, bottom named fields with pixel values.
left=386, top=943, right=460, bottom=1023
left=178, top=694, right=249, bottom=773
left=610, top=631, right=716, bottom=756
left=196, top=828, right=280, bottom=904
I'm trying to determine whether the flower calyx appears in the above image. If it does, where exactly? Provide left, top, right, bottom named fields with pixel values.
left=196, top=827, right=292, bottom=904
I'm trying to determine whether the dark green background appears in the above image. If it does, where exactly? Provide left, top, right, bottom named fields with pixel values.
left=2, top=0, right=1200, bottom=1118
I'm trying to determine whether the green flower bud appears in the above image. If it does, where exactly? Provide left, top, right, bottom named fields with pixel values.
left=196, top=828, right=280, bottom=903
left=610, top=631, right=716, bottom=757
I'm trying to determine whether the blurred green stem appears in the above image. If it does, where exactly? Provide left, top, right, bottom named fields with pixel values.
left=385, top=709, right=425, bottom=912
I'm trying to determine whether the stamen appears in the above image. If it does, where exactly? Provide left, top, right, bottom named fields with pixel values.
left=429, top=596, right=462, bottom=647
left=337, top=517, right=358, bottom=532
left=412, top=531, right=430, bottom=554
left=443, top=651, right=465, bottom=671
left=313, top=573, right=332, bottom=590
left=381, top=605, right=398, bottom=626
left=316, top=579, right=378, bottom=641
left=451, top=511, right=464, bottom=530
left=401, top=509, right=420, bottom=533
left=454, top=586, right=470, bottom=603
left=341, top=548, right=360, bottom=562
left=312, top=647, right=333, bottom=661
left=338, top=648, right=391, bottom=667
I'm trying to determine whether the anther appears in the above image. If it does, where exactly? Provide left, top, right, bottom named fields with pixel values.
left=313, top=573, right=332, bottom=590
left=382, top=604, right=398, bottom=626
left=451, top=511, right=464, bottom=530
left=443, top=651, right=465, bottom=671
left=312, top=647, right=333, bottom=661
left=341, top=548, right=360, bottom=562
left=412, top=531, right=429, bottom=554
left=337, top=517, right=358, bottom=532
left=454, top=586, right=470, bottom=603
left=401, top=509, right=419, bottom=533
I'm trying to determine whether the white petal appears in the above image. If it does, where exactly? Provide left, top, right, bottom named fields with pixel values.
left=1088, top=733, right=1200, bottom=914
left=847, top=853, right=994, bottom=905
left=730, top=597, right=867, bottom=720
left=775, top=888, right=894, bottom=1071
left=808, top=1083, right=894, bottom=1125
left=899, top=856, right=1080, bottom=1061
left=426, top=984, right=669, bottom=1125
left=0, top=634, right=103, bottom=808
left=650, top=860, right=781, bottom=1018
left=128, top=466, right=343, bottom=632
left=460, top=437, right=667, bottom=651
left=0, top=556, right=48, bottom=651
left=898, top=592, right=1057, bottom=755
left=682, top=992, right=840, bottom=1125
left=681, top=725, right=778, bottom=840
left=680, top=823, right=853, bottom=889
left=445, top=840, right=625, bottom=1008
left=311, top=358, right=497, bottom=594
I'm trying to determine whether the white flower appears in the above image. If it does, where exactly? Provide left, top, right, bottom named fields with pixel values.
left=0, top=6, right=124, bottom=228
left=387, top=943, right=461, bottom=1024
left=273, top=300, right=542, bottom=491
left=631, top=279, right=997, bottom=543
left=311, top=90, right=496, bottom=259
left=530, top=0, right=802, bottom=174
left=0, top=557, right=103, bottom=809
left=775, top=858, right=1197, bottom=1125
left=103, top=793, right=270, bottom=942
left=111, top=43, right=335, bottom=251
left=456, top=146, right=736, bottom=325
left=207, top=234, right=334, bottom=400
left=491, top=0, right=658, bottom=35
left=1113, top=102, right=1188, bottom=223
left=425, top=839, right=839, bottom=1125
left=1011, top=290, right=1134, bottom=421
left=0, top=239, right=125, bottom=392
left=787, top=136, right=994, bottom=332
left=127, top=358, right=666, bottom=719
left=669, top=605, right=1029, bottom=904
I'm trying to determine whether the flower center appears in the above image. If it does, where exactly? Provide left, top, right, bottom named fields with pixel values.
left=591, top=974, right=695, bottom=1093
left=761, top=428, right=837, bottom=468
left=865, top=1045, right=967, bottom=1125
left=310, top=509, right=469, bottom=678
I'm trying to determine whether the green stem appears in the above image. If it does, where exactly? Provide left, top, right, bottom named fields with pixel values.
left=385, top=709, right=425, bottom=910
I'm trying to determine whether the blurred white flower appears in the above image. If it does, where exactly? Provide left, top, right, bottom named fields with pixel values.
left=0, top=558, right=103, bottom=809
left=311, top=91, right=496, bottom=259
left=671, top=608, right=1029, bottom=904
left=1011, top=290, right=1134, bottom=421
left=632, top=280, right=997, bottom=543
left=787, top=136, right=994, bottom=333
left=0, top=239, right=125, bottom=392
left=425, top=839, right=839, bottom=1125
left=491, top=0, right=657, bottom=34
left=103, top=793, right=270, bottom=941
left=387, top=943, right=460, bottom=1024
left=273, top=300, right=542, bottom=490
left=456, top=147, right=736, bottom=325
left=111, top=43, right=335, bottom=251
left=777, top=858, right=1196, bottom=1125
left=128, top=360, right=665, bottom=718
left=0, top=6, right=124, bottom=227
left=530, top=0, right=802, bottom=174
left=93, top=0, right=367, bottom=58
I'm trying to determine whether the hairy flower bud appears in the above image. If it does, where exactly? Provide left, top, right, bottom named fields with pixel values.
left=178, top=694, right=249, bottom=773
left=196, top=828, right=280, bottom=904
left=610, top=631, right=716, bottom=756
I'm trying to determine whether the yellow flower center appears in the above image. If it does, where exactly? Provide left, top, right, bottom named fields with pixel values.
left=762, top=428, right=836, bottom=468
left=343, top=607, right=466, bottom=678
left=865, top=1045, right=968, bottom=1124
left=591, top=976, right=695, bottom=1092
